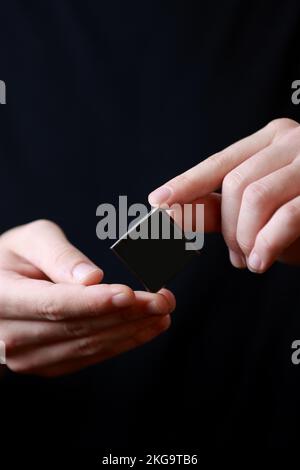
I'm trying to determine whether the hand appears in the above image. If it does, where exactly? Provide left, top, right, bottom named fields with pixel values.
left=149, top=118, right=300, bottom=272
left=0, top=220, right=175, bottom=377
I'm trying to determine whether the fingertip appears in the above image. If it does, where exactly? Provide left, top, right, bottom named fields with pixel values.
left=133, top=290, right=174, bottom=315
left=148, top=186, right=172, bottom=207
left=229, top=250, right=247, bottom=269
left=247, top=251, right=263, bottom=273
left=158, top=288, right=176, bottom=312
left=147, top=194, right=157, bottom=207
left=148, top=292, right=172, bottom=315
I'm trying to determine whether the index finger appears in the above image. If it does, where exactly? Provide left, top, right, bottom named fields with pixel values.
left=148, top=121, right=277, bottom=206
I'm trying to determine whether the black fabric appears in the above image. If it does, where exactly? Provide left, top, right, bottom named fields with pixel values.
left=1, top=0, right=300, bottom=454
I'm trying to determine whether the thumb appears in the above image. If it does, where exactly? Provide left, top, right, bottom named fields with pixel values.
left=4, top=219, right=103, bottom=285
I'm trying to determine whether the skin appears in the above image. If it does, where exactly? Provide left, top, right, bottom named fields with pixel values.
left=2, top=117, right=298, bottom=378
left=0, top=219, right=175, bottom=377
left=149, top=118, right=300, bottom=272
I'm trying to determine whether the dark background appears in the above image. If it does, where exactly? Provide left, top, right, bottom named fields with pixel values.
left=1, top=0, right=300, bottom=457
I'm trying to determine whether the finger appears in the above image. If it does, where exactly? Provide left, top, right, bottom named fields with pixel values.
left=0, top=275, right=175, bottom=321
left=135, top=289, right=176, bottom=312
left=1, top=219, right=103, bottom=285
left=222, top=140, right=298, bottom=264
left=30, top=316, right=171, bottom=377
left=0, top=290, right=175, bottom=349
left=168, top=194, right=221, bottom=233
left=247, top=195, right=300, bottom=272
left=0, top=279, right=136, bottom=320
left=7, top=315, right=171, bottom=373
left=148, top=121, right=280, bottom=207
left=236, top=159, right=300, bottom=258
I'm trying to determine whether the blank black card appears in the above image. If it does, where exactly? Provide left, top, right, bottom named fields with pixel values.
left=110, top=208, right=200, bottom=292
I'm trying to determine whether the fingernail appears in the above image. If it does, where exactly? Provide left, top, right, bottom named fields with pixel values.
left=248, top=252, right=262, bottom=272
left=72, top=263, right=102, bottom=281
left=148, top=186, right=172, bottom=206
left=112, top=292, right=134, bottom=308
left=229, top=250, right=247, bottom=269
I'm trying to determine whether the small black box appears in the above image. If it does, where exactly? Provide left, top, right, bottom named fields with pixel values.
left=110, top=208, right=200, bottom=292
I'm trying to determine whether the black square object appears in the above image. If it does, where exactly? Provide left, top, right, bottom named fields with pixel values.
left=110, top=208, right=200, bottom=292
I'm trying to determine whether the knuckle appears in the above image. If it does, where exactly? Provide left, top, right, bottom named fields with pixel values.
left=280, top=203, right=300, bottom=230
left=222, top=170, right=245, bottom=196
left=52, top=244, right=76, bottom=267
left=276, top=126, right=300, bottom=147
left=208, top=151, right=226, bottom=169
left=243, top=182, right=269, bottom=209
left=63, top=321, right=88, bottom=339
left=84, top=292, right=102, bottom=317
left=268, top=118, right=299, bottom=140
left=76, top=336, right=99, bottom=357
left=171, top=172, right=195, bottom=194
left=38, top=298, right=62, bottom=321
left=206, top=151, right=228, bottom=177
left=268, top=118, right=297, bottom=131
left=27, top=218, right=58, bottom=233
left=285, top=124, right=300, bottom=139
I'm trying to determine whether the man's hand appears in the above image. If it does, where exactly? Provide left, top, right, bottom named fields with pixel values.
left=0, top=220, right=175, bottom=377
left=149, top=118, right=300, bottom=272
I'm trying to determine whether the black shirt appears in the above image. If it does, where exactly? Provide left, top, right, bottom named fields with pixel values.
left=1, top=0, right=300, bottom=454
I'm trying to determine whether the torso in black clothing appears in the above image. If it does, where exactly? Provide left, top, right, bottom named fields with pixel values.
left=1, top=0, right=300, bottom=452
